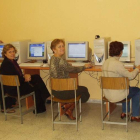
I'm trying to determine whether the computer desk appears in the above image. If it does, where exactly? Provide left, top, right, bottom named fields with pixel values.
left=21, top=65, right=135, bottom=114
left=21, top=65, right=101, bottom=109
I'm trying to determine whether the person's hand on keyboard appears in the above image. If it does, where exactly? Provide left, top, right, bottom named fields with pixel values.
left=68, top=63, right=72, bottom=66
left=84, top=63, right=92, bottom=69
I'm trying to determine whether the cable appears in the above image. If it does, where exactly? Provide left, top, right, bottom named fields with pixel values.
left=134, top=74, right=139, bottom=87
left=83, top=71, right=100, bottom=85
left=41, top=70, right=49, bottom=73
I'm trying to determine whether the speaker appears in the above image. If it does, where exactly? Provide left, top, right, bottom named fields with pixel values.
left=93, top=38, right=108, bottom=65
left=135, top=39, right=140, bottom=66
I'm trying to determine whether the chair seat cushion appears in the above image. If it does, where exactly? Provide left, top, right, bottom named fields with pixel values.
left=103, top=96, right=130, bottom=103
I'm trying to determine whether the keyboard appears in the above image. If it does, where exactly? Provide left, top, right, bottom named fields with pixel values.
left=19, top=63, right=43, bottom=67
left=123, top=63, right=134, bottom=68
left=70, top=62, right=87, bottom=67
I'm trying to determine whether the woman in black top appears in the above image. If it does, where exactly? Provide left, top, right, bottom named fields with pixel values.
left=0, top=41, right=17, bottom=113
left=1, top=44, right=50, bottom=114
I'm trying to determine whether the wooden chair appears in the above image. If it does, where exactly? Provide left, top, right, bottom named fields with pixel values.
left=50, top=78, right=82, bottom=131
left=100, top=77, right=131, bottom=132
left=0, top=75, right=37, bottom=124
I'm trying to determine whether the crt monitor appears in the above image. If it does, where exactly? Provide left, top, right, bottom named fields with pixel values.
left=27, top=42, right=47, bottom=61
left=0, top=44, right=5, bottom=60
left=66, top=41, right=89, bottom=61
left=108, top=41, right=130, bottom=62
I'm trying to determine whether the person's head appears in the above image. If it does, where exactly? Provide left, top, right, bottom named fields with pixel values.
left=109, top=41, right=124, bottom=57
left=51, top=39, right=65, bottom=57
left=2, top=44, right=17, bottom=60
left=0, top=40, right=3, bottom=43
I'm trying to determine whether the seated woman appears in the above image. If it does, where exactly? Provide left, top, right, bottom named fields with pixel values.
left=0, top=86, right=17, bottom=113
left=50, top=39, right=92, bottom=120
left=102, top=41, right=140, bottom=122
left=0, top=44, right=50, bottom=114
left=0, top=41, right=17, bottom=113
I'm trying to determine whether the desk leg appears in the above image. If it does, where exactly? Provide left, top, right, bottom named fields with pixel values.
left=23, top=69, right=40, bottom=109
left=106, top=102, right=116, bottom=115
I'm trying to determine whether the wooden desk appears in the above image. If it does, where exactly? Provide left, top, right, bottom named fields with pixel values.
left=21, top=65, right=135, bottom=112
left=21, top=66, right=101, bottom=108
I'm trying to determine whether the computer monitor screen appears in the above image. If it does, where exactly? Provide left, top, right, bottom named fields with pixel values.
left=121, top=44, right=128, bottom=57
left=108, top=41, right=130, bottom=62
left=0, top=44, right=5, bottom=60
left=66, top=41, right=88, bottom=61
left=27, top=42, right=47, bottom=60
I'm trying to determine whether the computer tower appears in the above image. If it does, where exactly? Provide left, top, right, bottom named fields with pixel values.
left=46, top=41, right=53, bottom=64
left=11, top=40, right=31, bottom=64
left=93, top=38, right=108, bottom=65
left=46, top=41, right=53, bottom=58
left=135, top=39, right=140, bottom=66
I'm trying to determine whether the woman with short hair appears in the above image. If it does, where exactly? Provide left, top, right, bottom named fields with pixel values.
left=50, top=39, right=91, bottom=120
left=102, top=41, right=140, bottom=122
left=1, top=44, right=50, bottom=114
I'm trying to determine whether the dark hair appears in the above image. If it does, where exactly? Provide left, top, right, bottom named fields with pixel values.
left=109, top=41, right=124, bottom=57
left=2, top=44, right=17, bottom=58
left=51, top=39, right=65, bottom=53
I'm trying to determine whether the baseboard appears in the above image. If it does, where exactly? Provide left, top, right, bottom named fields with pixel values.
left=87, top=99, right=121, bottom=105
left=87, top=99, right=101, bottom=104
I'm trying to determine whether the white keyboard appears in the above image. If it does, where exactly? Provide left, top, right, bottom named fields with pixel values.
left=19, top=63, right=43, bottom=67
left=70, top=62, right=87, bottom=67
left=123, top=63, right=134, bottom=68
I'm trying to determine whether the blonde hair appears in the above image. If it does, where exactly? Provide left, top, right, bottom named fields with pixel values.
left=2, top=44, right=17, bottom=58
left=51, top=39, right=65, bottom=53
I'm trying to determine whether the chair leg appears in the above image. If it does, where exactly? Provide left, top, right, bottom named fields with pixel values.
left=19, top=100, right=23, bottom=124
left=75, top=101, right=78, bottom=131
left=101, top=100, right=104, bottom=130
left=129, top=99, right=132, bottom=121
left=108, top=102, right=110, bottom=121
left=3, top=97, right=7, bottom=121
left=79, top=99, right=82, bottom=122
left=126, top=114, right=128, bottom=132
left=51, top=101, right=54, bottom=131
left=58, top=103, right=61, bottom=121
left=126, top=101, right=128, bottom=132
left=33, top=94, right=37, bottom=116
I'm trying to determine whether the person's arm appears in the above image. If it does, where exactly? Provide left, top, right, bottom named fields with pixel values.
left=62, top=60, right=92, bottom=73
left=116, top=63, right=139, bottom=80
left=1, top=61, right=17, bottom=75
left=1, top=60, right=25, bottom=83
left=61, top=59, right=85, bottom=73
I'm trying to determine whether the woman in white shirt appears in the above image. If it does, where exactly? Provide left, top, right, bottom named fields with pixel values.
left=102, top=41, right=140, bottom=122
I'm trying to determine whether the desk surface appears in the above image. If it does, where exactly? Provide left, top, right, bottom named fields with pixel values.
left=21, top=64, right=135, bottom=109
left=20, top=65, right=134, bottom=72
left=20, top=65, right=102, bottom=71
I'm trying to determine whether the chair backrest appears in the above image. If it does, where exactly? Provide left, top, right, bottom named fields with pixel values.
left=50, top=78, right=77, bottom=91
left=0, top=75, right=20, bottom=86
left=100, top=77, right=129, bottom=90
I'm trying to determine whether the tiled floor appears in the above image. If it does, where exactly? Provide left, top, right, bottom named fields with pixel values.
left=0, top=102, right=140, bottom=140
